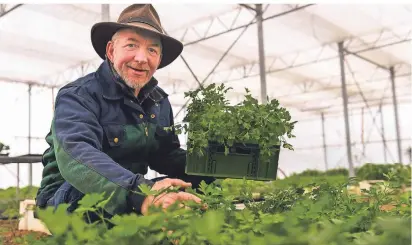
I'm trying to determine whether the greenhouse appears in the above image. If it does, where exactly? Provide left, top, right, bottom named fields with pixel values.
left=0, top=3, right=410, bottom=245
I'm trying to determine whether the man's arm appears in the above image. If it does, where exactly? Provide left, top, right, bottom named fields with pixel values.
left=53, top=88, right=154, bottom=215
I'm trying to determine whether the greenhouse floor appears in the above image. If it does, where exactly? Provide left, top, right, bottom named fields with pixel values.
left=0, top=219, right=48, bottom=245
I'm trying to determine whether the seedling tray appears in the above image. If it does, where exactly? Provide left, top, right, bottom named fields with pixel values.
left=185, top=141, right=280, bottom=181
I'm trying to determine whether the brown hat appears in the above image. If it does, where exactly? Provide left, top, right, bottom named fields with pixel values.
left=91, top=4, right=183, bottom=69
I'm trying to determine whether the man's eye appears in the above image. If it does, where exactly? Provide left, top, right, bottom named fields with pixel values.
left=149, top=48, right=158, bottom=54
left=126, top=44, right=136, bottom=48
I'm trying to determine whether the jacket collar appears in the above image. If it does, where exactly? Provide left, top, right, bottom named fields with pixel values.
left=97, top=59, right=168, bottom=104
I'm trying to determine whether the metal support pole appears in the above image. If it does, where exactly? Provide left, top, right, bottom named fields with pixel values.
left=321, top=112, right=328, bottom=170
left=390, top=66, right=403, bottom=163
left=28, top=84, right=32, bottom=187
left=16, top=163, right=20, bottom=201
left=102, top=4, right=110, bottom=22
left=379, top=104, right=388, bottom=162
left=52, top=87, right=55, bottom=113
left=361, top=107, right=365, bottom=155
left=338, top=42, right=355, bottom=177
left=256, top=4, right=267, bottom=104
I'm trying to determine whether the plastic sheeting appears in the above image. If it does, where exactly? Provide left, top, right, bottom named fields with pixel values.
left=0, top=4, right=410, bottom=188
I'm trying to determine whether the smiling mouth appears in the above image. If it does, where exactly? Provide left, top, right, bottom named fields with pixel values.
left=128, top=66, right=148, bottom=73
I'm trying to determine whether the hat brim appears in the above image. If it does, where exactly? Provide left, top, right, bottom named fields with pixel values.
left=91, top=22, right=183, bottom=69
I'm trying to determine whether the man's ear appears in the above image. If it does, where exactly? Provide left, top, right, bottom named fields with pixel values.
left=106, top=41, right=114, bottom=62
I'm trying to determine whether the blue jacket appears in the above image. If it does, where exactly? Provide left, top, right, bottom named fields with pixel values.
left=36, top=60, right=190, bottom=215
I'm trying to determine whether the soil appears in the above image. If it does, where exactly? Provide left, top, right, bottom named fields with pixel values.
left=0, top=220, right=48, bottom=245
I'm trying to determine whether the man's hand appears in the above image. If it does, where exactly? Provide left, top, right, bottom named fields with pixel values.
left=141, top=178, right=201, bottom=215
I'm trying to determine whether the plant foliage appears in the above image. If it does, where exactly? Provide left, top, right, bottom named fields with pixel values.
left=30, top=174, right=411, bottom=245
left=173, top=83, right=297, bottom=158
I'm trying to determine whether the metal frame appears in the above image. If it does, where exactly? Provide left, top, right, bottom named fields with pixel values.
left=256, top=4, right=268, bottom=104
left=0, top=4, right=410, bottom=189
left=390, top=67, right=403, bottom=163
left=0, top=154, right=43, bottom=196
left=303, top=96, right=410, bottom=118
left=321, top=112, right=328, bottom=170
left=185, top=37, right=410, bottom=93
left=0, top=77, right=58, bottom=89
left=379, top=104, right=388, bottom=162
left=0, top=154, right=43, bottom=164
left=3, top=5, right=408, bottom=112
left=0, top=4, right=22, bottom=18
left=338, top=41, right=355, bottom=177
left=28, top=84, right=32, bottom=186
left=294, top=137, right=409, bottom=153
left=173, top=4, right=276, bottom=118
left=180, top=4, right=313, bottom=46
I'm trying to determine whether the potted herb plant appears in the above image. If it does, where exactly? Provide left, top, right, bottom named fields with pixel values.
left=174, top=83, right=297, bottom=180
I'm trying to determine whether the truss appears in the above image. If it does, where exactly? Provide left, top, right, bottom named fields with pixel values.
left=200, top=31, right=410, bottom=84
left=170, top=4, right=313, bottom=46
left=41, top=58, right=102, bottom=87
left=0, top=4, right=22, bottom=18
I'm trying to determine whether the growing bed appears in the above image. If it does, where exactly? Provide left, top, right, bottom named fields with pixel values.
left=0, top=165, right=410, bottom=245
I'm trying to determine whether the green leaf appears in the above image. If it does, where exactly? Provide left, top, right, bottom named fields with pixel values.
left=37, top=204, right=71, bottom=237
left=96, top=191, right=115, bottom=209
left=138, top=184, right=157, bottom=196
left=71, top=214, right=99, bottom=241
left=77, top=192, right=105, bottom=209
left=180, top=235, right=187, bottom=244
left=198, top=180, right=209, bottom=195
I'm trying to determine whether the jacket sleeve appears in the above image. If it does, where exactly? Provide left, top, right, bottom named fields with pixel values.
left=53, top=88, right=154, bottom=215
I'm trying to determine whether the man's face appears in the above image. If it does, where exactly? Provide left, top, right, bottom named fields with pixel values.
left=106, top=28, right=162, bottom=90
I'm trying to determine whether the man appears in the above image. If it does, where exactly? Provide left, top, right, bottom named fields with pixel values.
left=35, top=4, right=213, bottom=218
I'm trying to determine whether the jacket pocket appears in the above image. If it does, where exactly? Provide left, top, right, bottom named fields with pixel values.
left=102, top=124, right=125, bottom=147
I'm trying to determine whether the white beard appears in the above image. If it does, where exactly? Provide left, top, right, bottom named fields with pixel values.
left=124, top=78, right=145, bottom=90
left=114, top=65, right=147, bottom=90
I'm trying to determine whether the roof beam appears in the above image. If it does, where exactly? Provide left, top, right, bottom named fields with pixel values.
left=0, top=4, right=314, bottom=89
left=170, top=34, right=409, bottom=118
left=25, top=4, right=101, bottom=26
left=284, top=4, right=404, bottom=68
left=293, top=97, right=410, bottom=122
left=300, top=92, right=411, bottom=113
left=180, top=4, right=314, bottom=46
left=23, top=28, right=408, bottom=107
left=184, top=43, right=250, bottom=65
left=169, top=90, right=310, bottom=112
left=239, top=4, right=256, bottom=12
left=343, top=48, right=387, bottom=70
left=0, top=76, right=57, bottom=89
left=270, top=72, right=411, bottom=100
left=0, top=4, right=23, bottom=19
left=0, top=30, right=92, bottom=64
left=200, top=36, right=410, bottom=87
left=0, top=154, right=42, bottom=164
left=41, top=58, right=101, bottom=86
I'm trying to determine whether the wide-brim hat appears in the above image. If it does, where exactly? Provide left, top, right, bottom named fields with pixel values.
left=91, top=4, right=183, bottom=69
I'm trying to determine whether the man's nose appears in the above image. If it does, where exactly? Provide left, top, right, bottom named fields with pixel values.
left=134, top=48, right=148, bottom=63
